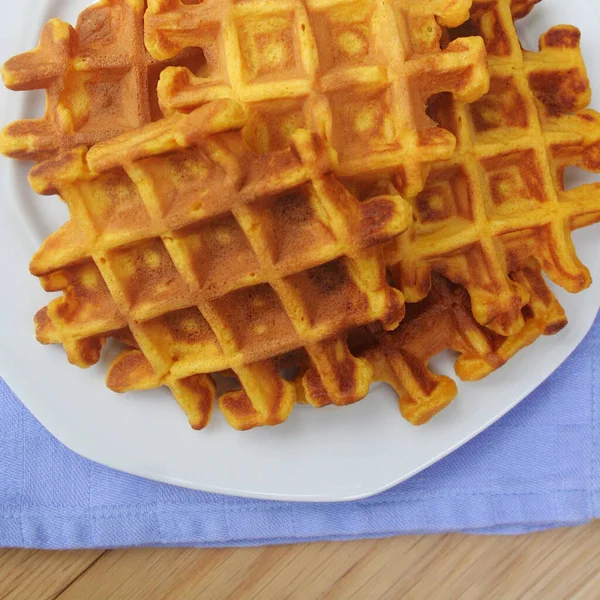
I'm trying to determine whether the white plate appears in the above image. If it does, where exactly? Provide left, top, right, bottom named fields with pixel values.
left=0, top=0, right=599, bottom=503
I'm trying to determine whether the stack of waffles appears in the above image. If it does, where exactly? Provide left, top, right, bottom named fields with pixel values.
left=1, top=0, right=599, bottom=430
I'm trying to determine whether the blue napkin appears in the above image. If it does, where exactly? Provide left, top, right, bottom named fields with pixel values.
left=1, top=313, right=598, bottom=549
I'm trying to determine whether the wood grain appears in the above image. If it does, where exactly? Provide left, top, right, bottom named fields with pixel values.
left=0, top=549, right=105, bottom=600
left=1, top=523, right=600, bottom=600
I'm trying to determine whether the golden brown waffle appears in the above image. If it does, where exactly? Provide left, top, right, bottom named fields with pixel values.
left=30, top=99, right=412, bottom=430
left=305, top=0, right=590, bottom=425
left=387, top=0, right=600, bottom=336
left=144, top=0, right=489, bottom=197
left=510, top=0, right=540, bottom=19
left=0, top=0, right=205, bottom=162
left=6, top=0, right=594, bottom=432
left=343, top=259, right=567, bottom=425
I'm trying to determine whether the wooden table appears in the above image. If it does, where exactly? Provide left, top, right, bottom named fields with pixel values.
left=2, top=522, right=600, bottom=599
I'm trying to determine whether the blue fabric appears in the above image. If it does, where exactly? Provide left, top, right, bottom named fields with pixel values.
left=1, top=315, right=598, bottom=549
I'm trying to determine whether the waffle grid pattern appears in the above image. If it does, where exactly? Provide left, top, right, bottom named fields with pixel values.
left=31, top=100, right=410, bottom=430
left=6, top=0, right=600, bottom=430
left=355, top=258, right=567, bottom=425
left=389, top=0, right=600, bottom=337
left=145, top=0, right=489, bottom=197
left=0, top=0, right=205, bottom=162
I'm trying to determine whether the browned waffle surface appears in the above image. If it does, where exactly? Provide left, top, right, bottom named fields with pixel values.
left=144, top=0, right=489, bottom=198
left=387, top=0, right=600, bottom=337
left=349, top=259, right=567, bottom=425
left=31, top=99, right=412, bottom=430
left=0, top=0, right=206, bottom=162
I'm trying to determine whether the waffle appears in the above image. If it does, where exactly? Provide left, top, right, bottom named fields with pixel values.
left=144, top=0, right=489, bottom=198
left=5, top=0, right=596, bottom=432
left=344, top=259, right=567, bottom=425
left=387, top=0, right=600, bottom=336
left=0, top=0, right=206, bottom=162
left=510, top=0, right=540, bottom=19
left=30, top=99, right=412, bottom=430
